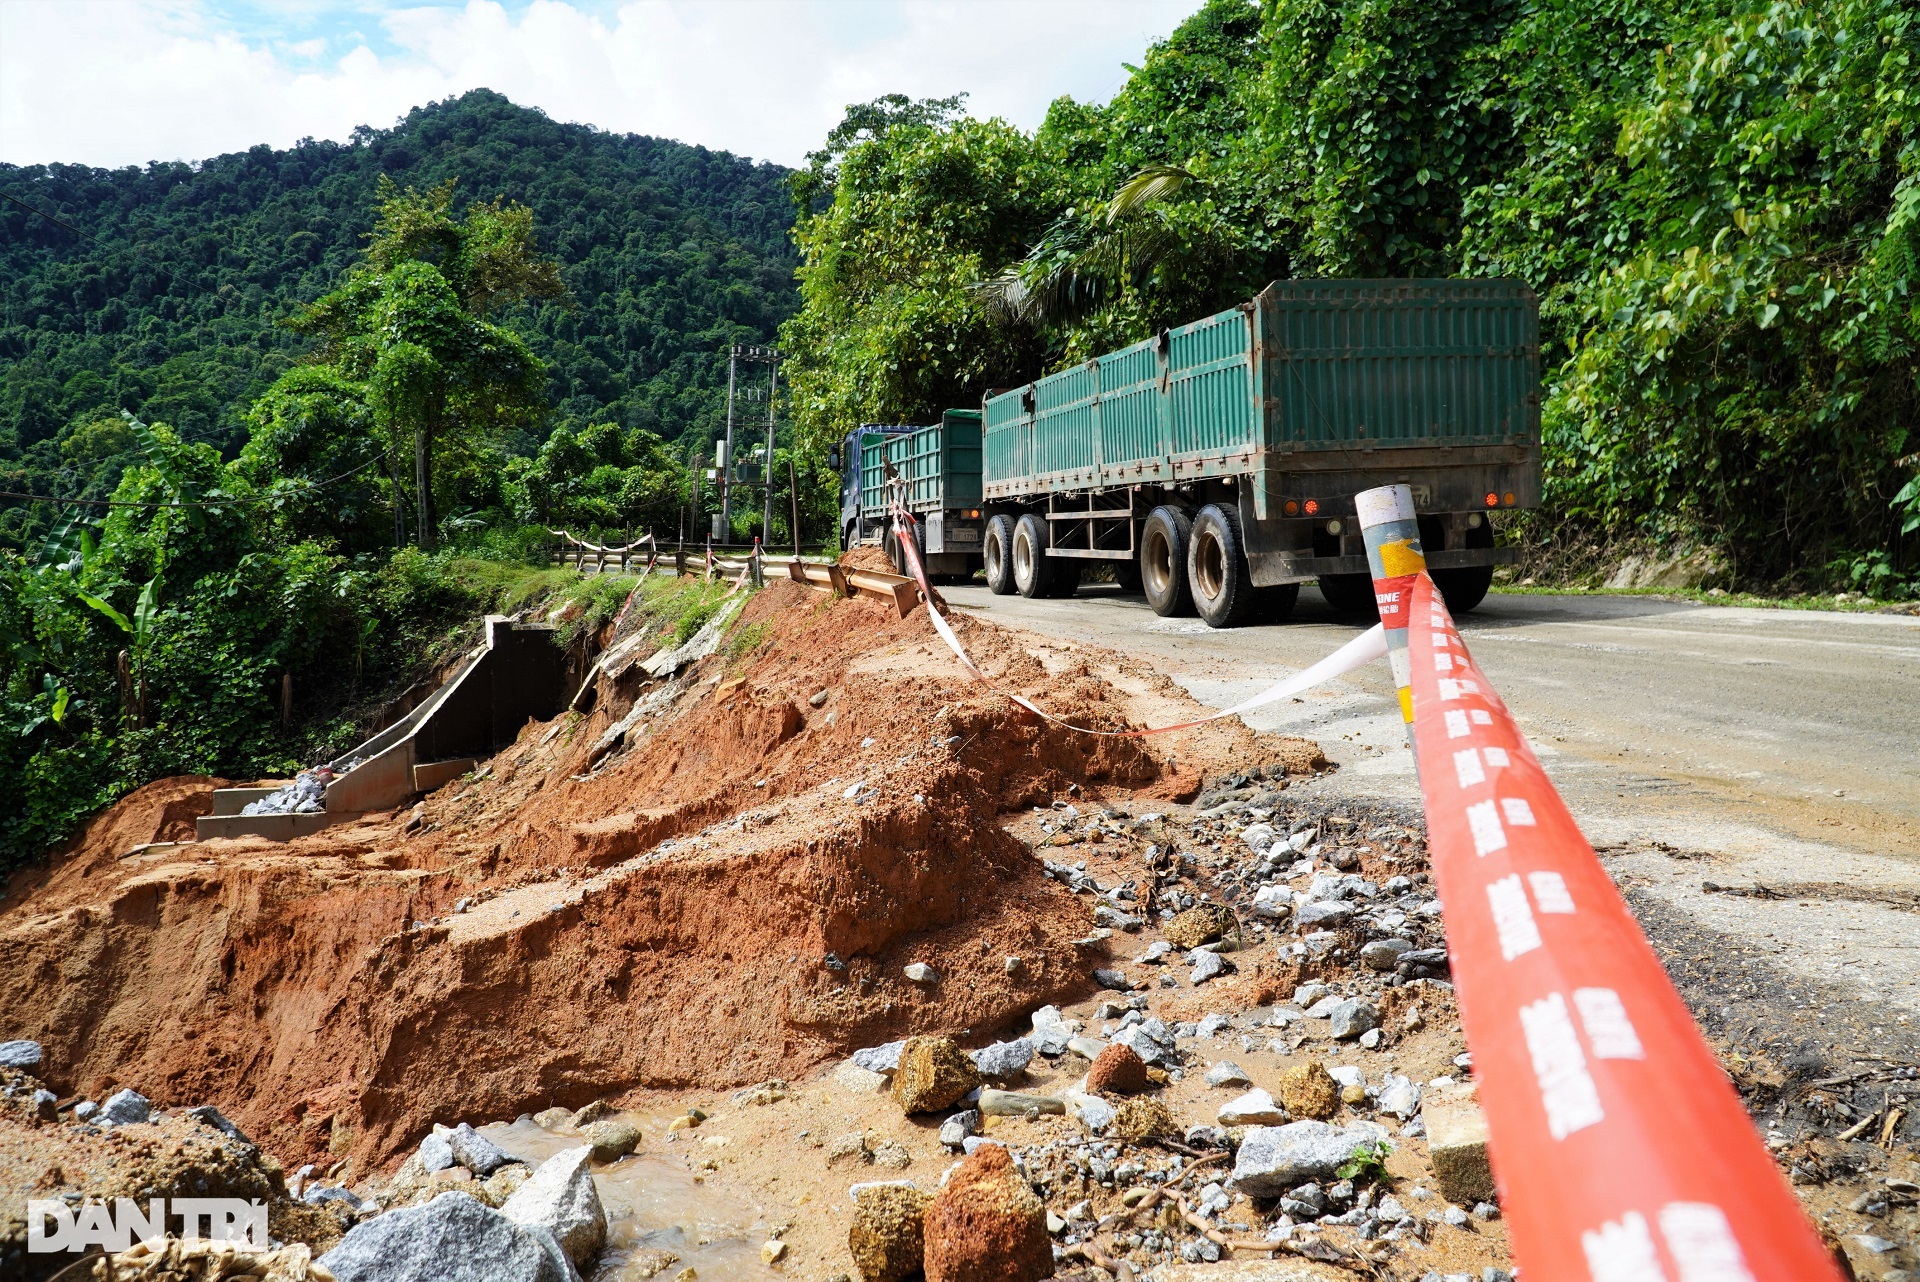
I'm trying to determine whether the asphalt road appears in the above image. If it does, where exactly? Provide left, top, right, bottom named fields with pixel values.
left=945, top=580, right=1920, bottom=1017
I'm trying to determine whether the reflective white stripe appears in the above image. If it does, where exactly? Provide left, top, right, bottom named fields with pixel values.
left=1453, top=749, right=1486, bottom=788
left=1445, top=710, right=1471, bottom=739
left=1659, top=1203, right=1756, bottom=1282
left=1434, top=651, right=1456, bottom=671
left=1529, top=871, right=1576, bottom=913
left=1583, top=1210, right=1668, bottom=1282
left=1466, top=799, right=1507, bottom=855
left=1575, top=988, right=1646, bottom=1060
left=1431, top=633, right=1450, bottom=647
left=1520, top=992, right=1606, bottom=1139
left=1503, top=797, right=1537, bottom=826
left=1489, top=874, right=1543, bottom=960
left=1440, top=679, right=1463, bottom=700
left=1471, top=709, right=1493, bottom=725
left=1483, top=746, right=1510, bottom=767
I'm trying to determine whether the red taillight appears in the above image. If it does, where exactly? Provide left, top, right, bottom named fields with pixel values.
left=1485, top=492, right=1499, bottom=508
left=1304, top=499, right=1320, bottom=516
left=1283, top=500, right=1299, bottom=516
left=1503, top=491, right=1517, bottom=507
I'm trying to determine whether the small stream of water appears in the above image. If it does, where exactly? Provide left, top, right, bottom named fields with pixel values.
left=481, top=1119, right=768, bottom=1282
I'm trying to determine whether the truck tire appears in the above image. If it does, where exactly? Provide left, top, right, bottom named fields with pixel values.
left=1189, top=503, right=1257, bottom=628
left=883, top=524, right=919, bottom=577
left=1254, top=583, right=1300, bottom=623
left=1317, top=573, right=1379, bottom=619
left=983, top=515, right=1016, bottom=595
left=1140, top=506, right=1194, bottom=617
left=1433, top=520, right=1496, bottom=613
left=1046, top=558, right=1082, bottom=598
left=1012, top=512, right=1051, bottom=598
left=1115, top=556, right=1144, bottom=593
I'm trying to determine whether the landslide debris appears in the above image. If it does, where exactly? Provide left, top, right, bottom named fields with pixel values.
left=0, top=575, right=1318, bottom=1184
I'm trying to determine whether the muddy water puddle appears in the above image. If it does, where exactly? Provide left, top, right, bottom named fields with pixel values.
left=481, top=1119, right=766, bottom=1282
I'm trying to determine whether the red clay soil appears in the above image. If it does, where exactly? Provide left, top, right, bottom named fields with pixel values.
left=0, top=580, right=1324, bottom=1181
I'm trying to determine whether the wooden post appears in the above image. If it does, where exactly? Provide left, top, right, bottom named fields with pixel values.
left=280, top=673, right=293, bottom=725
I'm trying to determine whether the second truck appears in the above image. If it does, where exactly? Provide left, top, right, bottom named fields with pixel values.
left=838, top=277, right=1541, bottom=627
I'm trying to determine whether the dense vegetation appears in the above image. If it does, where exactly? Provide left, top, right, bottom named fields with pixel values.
left=780, top=0, right=1919, bottom=592
left=0, top=88, right=797, bottom=551
left=0, top=91, right=803, bottom=870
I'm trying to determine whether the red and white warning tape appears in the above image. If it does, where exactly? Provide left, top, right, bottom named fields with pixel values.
left=886, top=499, right=1384, bottom=737
left=1406, top=572, right=1842, bottom=1281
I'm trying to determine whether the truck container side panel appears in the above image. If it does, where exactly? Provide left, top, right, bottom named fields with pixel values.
left=1034, top=363, right=1098, bottom=479
left=982, top=279, right=1539, bottom=498
left=1168, top=308, right=1256, bottom=460
left=1096, top=339, right=1163, bottom=483
left=984, top=397, right=1029, bottom=489
left=1265, top=283, right=1537, bottom=447
left=937, top=413, right=984, bottom=507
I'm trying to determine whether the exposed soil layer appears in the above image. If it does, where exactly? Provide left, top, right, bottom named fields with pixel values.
left=0, top=578, right=1327, bottom=1182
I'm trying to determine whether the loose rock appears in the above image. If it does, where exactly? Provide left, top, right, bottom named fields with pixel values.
left=449, top=1122, right=515, bottom=1176
left=501, top=1145, right=607, bottom=1267
left=904, top=963, right=940, bottom=984
left=320, top=1190, right=575, bottom=1282
left=587, top=1119, right=642, bottom=1163
left=1086, top=1043, right=1150, bottom=1095
left=98, top=1087, right=151, bottom=1127
left=1188, top=950, right=1227, bottom=985
left=923, top=1143, right=1053, bottom=1282
left=1327, top=999, right=1379, bottom=1040
left=849, top=1182, right=933, bottom=1282
left=892, top=1036, right=982, bottom=1114
left=979, top=1089, right=1064, bottom=1118
left=0, top=1039, right=44, bottom=1070
left=1110, top=1097, right=1178, bottom=1140
left=1231, top=1121, right=1392, bottom=1196
left=1204, top=1061, right=1252, bottom=1089
left=1217, top=1089, right=1286, bottom=1126
left=1277, top=1062, right=1340, bottom=1121
left=1164, top=903, right=1235, bottom=949
left=1360, top=938, right=1415, bottom=972
left=970, top=1038, right=1035, bottom=1078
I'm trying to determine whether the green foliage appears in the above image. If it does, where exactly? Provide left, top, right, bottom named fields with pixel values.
left=1336, top=1139, right=1396, bottom=1185
left=1, top=88, right=796, bottom=552
left=509, top=419, right=690, bottom=539
left=779, top=0, right=1919, bottom=588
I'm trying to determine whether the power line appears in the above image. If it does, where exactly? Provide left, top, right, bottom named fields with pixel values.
left=1, top=189, right=123, bottom=254
left=0, top=453, right=386, bottom=509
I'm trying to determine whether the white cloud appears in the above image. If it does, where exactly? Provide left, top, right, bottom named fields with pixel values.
left=0, top=0, right=1205, bottom=170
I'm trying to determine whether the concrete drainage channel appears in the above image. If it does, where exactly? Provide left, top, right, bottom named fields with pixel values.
left=196, top=616, right=570, bottom=842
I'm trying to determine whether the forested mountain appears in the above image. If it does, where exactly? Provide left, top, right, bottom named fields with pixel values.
left=0, top=88, right=798, bottom=549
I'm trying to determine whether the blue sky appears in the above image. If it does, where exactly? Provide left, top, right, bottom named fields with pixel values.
left=0, top=0, right=1205, bottom=169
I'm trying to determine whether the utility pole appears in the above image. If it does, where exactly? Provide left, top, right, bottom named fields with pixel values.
left=721, top=343, right=781, bottom=547
left=762, top=358, right=778, bottom=546
left=720, top=350, right=738, bottom=541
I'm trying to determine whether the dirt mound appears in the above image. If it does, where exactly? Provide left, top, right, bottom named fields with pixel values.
left=0, top=579, right=1319, bottom=1178
left=3, top=776, right=233, bottom=907
left=0, top=1068, right=339, bottom=1282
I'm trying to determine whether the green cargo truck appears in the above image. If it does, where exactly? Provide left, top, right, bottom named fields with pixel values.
left=835, top=409, right=987, bottom=579
left=978, top=278, right=1540, bottom=625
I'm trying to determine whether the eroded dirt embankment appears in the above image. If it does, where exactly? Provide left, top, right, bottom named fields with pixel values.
left=0, top=577, right=1323, bottom=1178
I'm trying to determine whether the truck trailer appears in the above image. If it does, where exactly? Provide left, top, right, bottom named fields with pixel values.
left=980, top=278, right=1539, bottom=625
left=836, top=410, right=987, bottom=581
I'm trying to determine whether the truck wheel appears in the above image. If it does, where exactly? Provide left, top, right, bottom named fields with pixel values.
left=1254, top=583, right=1300, bottom=623
left=1189, top=504, right=1257, bottom=628
left=1012, top=512, right=1051, bottom=598
left=1047, top=558, right=1082, bottom=598
left=983, top=515, right=1016, bottom=595
left=1433, top=520, right=1496, bottom=613
left=1317, top=573, right=1379, bottom=620
left=1140, top=506, right=1194, bottom=617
